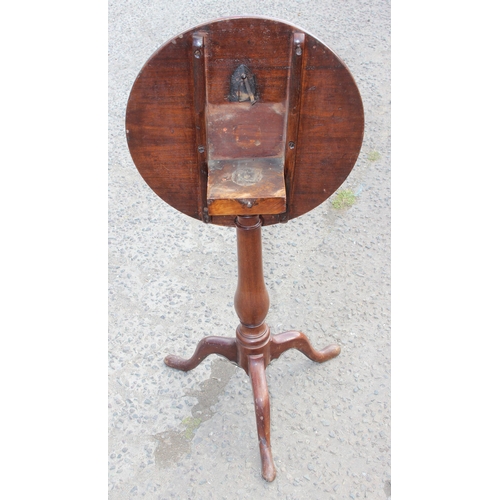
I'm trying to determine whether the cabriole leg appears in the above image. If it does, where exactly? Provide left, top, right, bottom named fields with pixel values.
left=248, top=354, right=276, bottom=482
left=165, top=336, right=237, bottom=371
left=270, top=330, right=340, bottom=363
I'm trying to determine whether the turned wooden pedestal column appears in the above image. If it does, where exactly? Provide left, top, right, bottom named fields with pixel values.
left=165, top=215, right=341, bottom=481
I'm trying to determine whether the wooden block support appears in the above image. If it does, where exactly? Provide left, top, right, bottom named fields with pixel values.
left=207, top=157, right=286, bottom=216
left=206, top=102, right=287, bottom=216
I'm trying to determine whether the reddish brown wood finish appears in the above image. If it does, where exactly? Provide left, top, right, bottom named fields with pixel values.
left=205, top=100, right=287, bottom=217
left=207, top=158, right=286, bottom=216
left=192, top=34, right=210, bottom=222
left=128, top=15, right=360, bottom=483
left=270, top=330, right=341, bottom=362
left=249, top=355, right=276, bottom=482
left=283, top=31, right=305, bottom=221
left=126, top=17, right=364, bottom=226
left=164, top=335, right=237, bottom=371
left=207, top=103, right=286, bottom=160
left=234, top=216, right=269, bottom=330
left=164, top=215, right=340, bottom=481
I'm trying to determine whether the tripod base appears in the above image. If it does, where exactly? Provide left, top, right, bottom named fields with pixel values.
left=165, top=215, right=340, bottom=481
left=165, top=329, right=340, bottom=482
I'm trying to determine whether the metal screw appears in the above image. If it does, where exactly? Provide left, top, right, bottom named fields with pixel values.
left=198, top=145, right=205, bottom=153
left=295, top=43, right=302, bottom=56
left=246, top=201, right=253, bottom=208
left=289, top=141, right=295, bottom=149
left=194, top=49, right=201, bottom=58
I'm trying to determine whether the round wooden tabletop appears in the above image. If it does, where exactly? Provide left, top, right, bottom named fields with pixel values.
left=126, top=16, right=364, bottom=227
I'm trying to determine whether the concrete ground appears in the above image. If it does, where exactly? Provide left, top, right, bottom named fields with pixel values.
left=108, top=1, right=390, bottom=498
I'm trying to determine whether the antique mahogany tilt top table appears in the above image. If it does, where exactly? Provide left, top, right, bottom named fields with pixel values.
left=126, top=16, right=364, bottom=482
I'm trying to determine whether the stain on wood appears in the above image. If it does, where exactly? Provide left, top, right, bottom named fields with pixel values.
left=207, top=158, right=285, bottom=216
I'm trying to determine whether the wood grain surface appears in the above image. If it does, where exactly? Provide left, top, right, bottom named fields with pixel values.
left=126, top=16, right=364, bottom=226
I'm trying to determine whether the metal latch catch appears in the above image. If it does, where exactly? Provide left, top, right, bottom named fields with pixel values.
left=229, top=64, right=257, bottom=104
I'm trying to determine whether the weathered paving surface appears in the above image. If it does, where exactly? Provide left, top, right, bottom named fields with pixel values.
left=109, top=1, right=390, bottom=498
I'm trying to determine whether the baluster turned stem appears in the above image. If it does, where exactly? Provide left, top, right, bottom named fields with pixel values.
left=234, top=215, right=269, bottom=332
